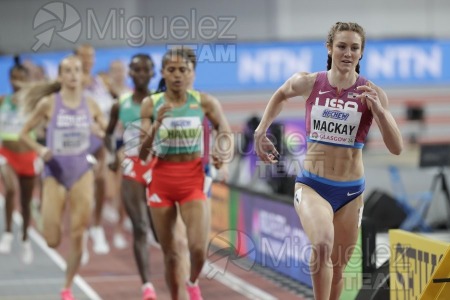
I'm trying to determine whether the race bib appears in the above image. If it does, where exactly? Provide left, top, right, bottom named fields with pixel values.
left=53, top=128, right=90, bottom=155
left=309, top=106, right=361, bottom=146
left=0, top=111, right=24, bottom=134
left=157, top=116, right=203, bottom=151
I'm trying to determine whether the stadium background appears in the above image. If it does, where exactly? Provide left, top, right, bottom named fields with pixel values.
left=0, top=0, right=450, bottom=299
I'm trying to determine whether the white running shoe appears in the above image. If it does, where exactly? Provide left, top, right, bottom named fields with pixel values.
left=21, top=240, right=33, bottom=264
left=0, top=194, right=5, bottom=210
left=0, top=232, right=14, bottom=254
left=81, top=230, right=90, bottom=266
left=147, top=231, right=159, bottom=248
left=124, top=217, right=132, bottom=232
left=113, top=232, right=128, bottom=249
left=90, top=226, right=110, bottom=254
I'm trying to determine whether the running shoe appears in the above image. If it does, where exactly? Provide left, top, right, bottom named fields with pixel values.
left=0, top=232, right=13, bottom=254
left=21, top=240, right=33, bottom=264
left=60, top=289, right=75, bottom=300
left=90, top=226, right=110, bottom=254
left=186, top=281, right=203, bottom=300
left=142, top=283, right=157, bottom=300
left=113, top=232, right=128, bottom=249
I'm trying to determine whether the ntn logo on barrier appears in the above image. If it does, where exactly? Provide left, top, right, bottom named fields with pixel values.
left=366, top=46, right=442, bottom=79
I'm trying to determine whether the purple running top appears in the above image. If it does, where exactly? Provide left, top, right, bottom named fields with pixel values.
left=43, top=93, right=94, bottom=189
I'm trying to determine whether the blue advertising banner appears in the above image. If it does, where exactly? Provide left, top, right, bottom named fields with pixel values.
left=238, top=192, right=312, bottom=286
left=1, top=39, right=449, bottom=94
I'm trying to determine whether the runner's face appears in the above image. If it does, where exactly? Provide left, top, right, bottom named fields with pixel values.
left=162, top=56, right=190, bottom=92
left=59, top=57, right=83, bottom=89
left=129, top=57, right=154, bottom=90
left=329, top=31, right=363, bottom=72
left=110, top=61, right=127, bottom=83
left=76, top=46, right=95, bottom=74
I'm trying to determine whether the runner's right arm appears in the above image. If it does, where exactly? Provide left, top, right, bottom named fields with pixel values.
left=19, top=96, right=52, bottom=161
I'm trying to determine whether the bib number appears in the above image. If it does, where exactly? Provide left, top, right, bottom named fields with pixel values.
left=53, top=129, right=89, bottom=155
left=309, top=106, right=361, bottom=146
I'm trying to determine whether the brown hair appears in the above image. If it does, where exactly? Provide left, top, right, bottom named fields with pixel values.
left=10, top=55, right=28, bottom=77
left=20, top=81, right=61, bottom=114
left=326, top=22, right=366, bottom=73
left=175, top=46, right=197, bottom=70
left=20, top=55, right=81, bottom=114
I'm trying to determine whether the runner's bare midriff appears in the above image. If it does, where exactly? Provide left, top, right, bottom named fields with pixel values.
left=159, top=152, right=201, bottom=163
left=2, top=140, right=33, bottom=153
left=303, top=142, right=364, bottom=181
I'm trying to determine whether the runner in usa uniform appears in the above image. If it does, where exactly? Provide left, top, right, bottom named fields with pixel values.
left=254, top=22, right=403, bottom=300
left=20, top=55, right=106, bottom=300
left=299, top=71, right=372, bottom=211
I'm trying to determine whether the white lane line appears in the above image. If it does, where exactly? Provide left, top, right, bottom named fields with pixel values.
left=12, top=212, right=102, bottom=300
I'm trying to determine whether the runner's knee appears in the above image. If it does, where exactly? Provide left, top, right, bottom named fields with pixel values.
left=3, top=180, right=15, bottom=198
left=44, top=228, right=61, bottom=248
left=311, top=238, right=333, bottom=263
left=133, top=218, right=148, bottom=239
left=175, top=234, right=188, bottom=251
left=164, top=250, right=181, bottom=267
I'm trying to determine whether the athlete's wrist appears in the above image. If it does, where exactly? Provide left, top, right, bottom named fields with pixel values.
left=374, top=107, right=387, bottom=119
left=37, top=146, right=52, bottom=162
left=254, top=128, right=267, bottom=137
left=37, top=146, right=46, bottom=157
left=152, top=120, right=162, bottom=129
